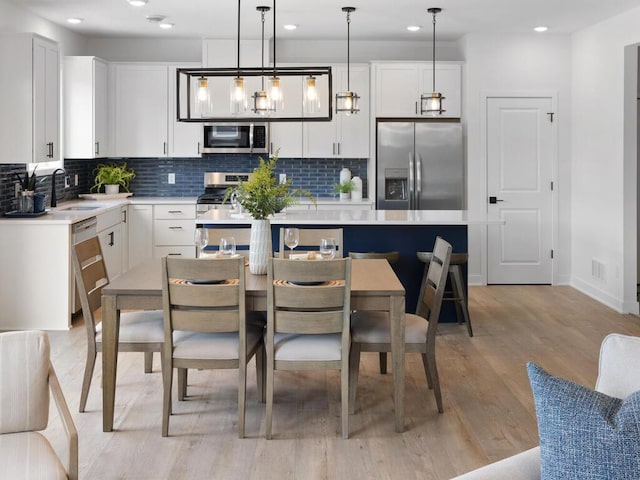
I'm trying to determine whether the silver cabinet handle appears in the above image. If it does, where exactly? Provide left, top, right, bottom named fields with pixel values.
left=270, top=142, right=273, bottom=154
left=169, top=226, right=183, bottom=230
left=167, top=253, right=182, bottom=256
left=337, top=142, right=341, bottom=155
left=46, top=142, right=54, bottom=158
left=163, top=142, right=167, bottom=155
left=197, top=142, right=201, bottom=154
left=122, top=209, right=127, bottom=224
left=167, top=210, right=183, bottom=214
left=415, top=101, right=418, bottom=115
left=95, top=141, right=100, bottom=156
left=332, top=143, right=336, bottom=155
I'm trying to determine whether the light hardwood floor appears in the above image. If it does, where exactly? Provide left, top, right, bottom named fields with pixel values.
left=42, top=286, right=640, bottom=479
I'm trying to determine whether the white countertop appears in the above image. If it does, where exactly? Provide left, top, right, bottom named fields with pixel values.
left=197, top=209, right=503, bottom=226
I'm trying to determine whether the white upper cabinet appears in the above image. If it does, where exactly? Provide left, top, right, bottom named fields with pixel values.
left=373, top=62, right=461, bottom=118
left=168, top=64, right=201, bottom=157
left=0, top=34, right=60, bottom=164
left=269, top=72, right=303, bottom=158
left=111, top=63, right=169, bottom=157
left=64, top=56, right=108, bottom=159
left=303, top=64, right=369, bottom=158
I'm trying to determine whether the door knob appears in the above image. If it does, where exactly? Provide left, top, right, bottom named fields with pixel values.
left=489, top=196, right=504, bottom=204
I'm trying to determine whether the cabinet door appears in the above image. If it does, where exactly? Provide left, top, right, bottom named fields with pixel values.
left=270, top=74, right=303, bottom=158
left=128, top=204, right=153, bottom=270
left=113, top=64, right=168, bottom=157
left=375, top=63, right=419, bottom=117
left=302, top=73, right=336, bottom=158
left=337, top=64, right=369, bottom=158
left=99, top=222, right=123, bottom=280
left=419, top=64, right=461, bottom=118
left=33, top=37, right=60, bottom=163
left=94, top=59, right=108, bottom=157
left=168, top=65, right=201, bottom=157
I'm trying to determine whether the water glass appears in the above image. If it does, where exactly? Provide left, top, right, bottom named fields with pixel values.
left=194, top=228, right=209, bottom=257
left=219, top=236, right=236, bottom=257
left=319, top=238, right=336, bottom=259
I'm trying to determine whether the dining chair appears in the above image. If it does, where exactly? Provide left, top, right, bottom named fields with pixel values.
left=349, top=236, right=452, bottom=414
left=348, top=251, right=400, bottom=374
left=72, top=235, right=164, bottom=413
left=0, top=330, right=78, bottom=480
left=265, top=256, right=352, bottom=439
left=278, top=227, right=344, bottom=258
left=204, top=227, right=252, bottom=258
left=161, top=256, right=265, bottom=438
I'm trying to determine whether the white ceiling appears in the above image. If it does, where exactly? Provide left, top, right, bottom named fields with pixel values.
left=10, top=0, right=640, bottom=41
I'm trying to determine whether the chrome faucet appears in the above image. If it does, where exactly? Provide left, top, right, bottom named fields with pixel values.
left=50, top=168, right=66, bottom=208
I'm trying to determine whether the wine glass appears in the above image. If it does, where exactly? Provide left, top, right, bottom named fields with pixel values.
left=194, top=228, right=209, bottom=258
left=319, top=238, right=336, bottom=259
left=284, top=228, right=299, bottom=256
left=219, top=236, right=236, bottom=257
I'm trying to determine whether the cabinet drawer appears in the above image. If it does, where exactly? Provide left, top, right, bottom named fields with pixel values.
left=154, top=204, right=196, bottom=220
left=154, top=246, right=196, bottom=258
left=154, top=219, right=195, bottom=245
left=97, top=208, right=123, bottom=231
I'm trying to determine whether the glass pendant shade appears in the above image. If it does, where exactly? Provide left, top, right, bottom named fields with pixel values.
left=269, top=76, right=283, bottom=112
left=195, top=77, right=213, bottom=116
left=230, top=76, right=246, bottom=114
left=336, top=91, right=359, bottom=115
left=304, top=75, right=320, bottom=113
left=252, top=90, right=271, bottom=115
left=421, top=92, right=445, bottom=116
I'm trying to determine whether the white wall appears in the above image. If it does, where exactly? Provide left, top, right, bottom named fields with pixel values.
left=86, top=37, right=201, bottom=62
left=571, top=7, right=640, bottom=313
left=0, top=0, right=86, bottom=55
left=460, top=32, right=573, bottom=285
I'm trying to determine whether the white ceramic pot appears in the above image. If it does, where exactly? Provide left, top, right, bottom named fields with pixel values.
left=105, top=184, right=119, bottom=195
left=249, top=219, right=270, bottom=275
left=339, top=192, right=350, bottom=201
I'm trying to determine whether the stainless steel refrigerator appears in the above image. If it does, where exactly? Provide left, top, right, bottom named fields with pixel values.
left=376, top=120, right=464, bottom=210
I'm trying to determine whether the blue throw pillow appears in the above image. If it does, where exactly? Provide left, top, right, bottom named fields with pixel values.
left=527, top=362, right=640, bottom=480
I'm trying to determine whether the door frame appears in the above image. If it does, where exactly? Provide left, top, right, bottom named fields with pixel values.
left=479, top=90, right=560, bottom=285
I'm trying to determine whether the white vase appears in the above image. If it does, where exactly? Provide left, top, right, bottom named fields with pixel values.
left=249, top=219, right=270, bottom=275
left=105, top=184, right=119, bottom=195
left=339, top=192, right=350, bottom=201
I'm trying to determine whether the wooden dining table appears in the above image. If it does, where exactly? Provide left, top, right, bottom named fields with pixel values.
left=101, top=258, right=406, bottom=433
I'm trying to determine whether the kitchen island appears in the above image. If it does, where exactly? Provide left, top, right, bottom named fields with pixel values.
left=197, top=209, right=501, bottom=316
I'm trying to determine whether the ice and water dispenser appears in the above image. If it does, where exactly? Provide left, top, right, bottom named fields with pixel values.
left=384, top=168, right=408, bottom=202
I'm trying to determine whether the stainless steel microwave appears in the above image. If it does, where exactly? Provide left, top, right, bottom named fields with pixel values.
left=202, top=123, right=269, bottom=154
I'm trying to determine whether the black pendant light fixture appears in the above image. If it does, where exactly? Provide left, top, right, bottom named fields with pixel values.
left=230, top=0, right=247, bottom=114
left=268, top=0, right=284, bottom=111
left=420, top=7, right=445, bottom=116
left=335, top=6, right=359, bottom=115
left=252, top=5, right=272, bottom=115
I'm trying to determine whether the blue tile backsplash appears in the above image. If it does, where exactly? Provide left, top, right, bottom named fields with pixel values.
left=0, top=155, right=368, bottom=214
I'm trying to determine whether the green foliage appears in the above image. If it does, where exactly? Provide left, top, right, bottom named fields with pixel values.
left=334, top=179, right=355, bottom=194
left=225, top=151, right=315, bottom=220
left=13, top=166, right=46, bottom=191
left=91, top=162, right=136, bottom=192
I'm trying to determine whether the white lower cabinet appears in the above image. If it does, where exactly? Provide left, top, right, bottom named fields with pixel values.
left=128, top=204, right=153, bottom=269
left=97, top=208, right=125, bottom=281
left=153, top=204, right=196, bottom=258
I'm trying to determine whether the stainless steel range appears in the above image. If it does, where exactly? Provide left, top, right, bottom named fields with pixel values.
left=196, top=172, right=253, bottom=215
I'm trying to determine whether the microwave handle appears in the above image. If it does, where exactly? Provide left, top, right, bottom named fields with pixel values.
left=249, top=124, right=254, bottom=152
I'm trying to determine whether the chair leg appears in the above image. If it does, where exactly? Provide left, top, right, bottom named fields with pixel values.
left=422, top=352, right=443, bottom=413
left=265, top=355, right=274, bottom=439
left=378, top=352, right=387, bottom=374
left=341, top=358, right=349, bottom=439
left=79, top=346, right=97, bottom=413
left=450, top=265, right=473, bottom=337
left=238, top=358, right=247, bottom=439
left=162, top=364, right=173, bottom=437
left=177, top=368, right=187, bottom=401
left=421, top=353, right=433, bottom=389
left=256, top=345, right=266, bottom=403
left=348, top=343, right=362, bottom=415
left=144, top=351, right=153, bottom=373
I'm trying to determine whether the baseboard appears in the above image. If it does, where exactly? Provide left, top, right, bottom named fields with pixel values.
left=468, top=274, right=484, bottom=286
left=570, top=276, right=623, bottom=313
left=554, top=273, right=571, bottom=285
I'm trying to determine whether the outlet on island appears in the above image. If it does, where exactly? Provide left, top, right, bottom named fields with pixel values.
left=168, top=173, right=175, bottom=184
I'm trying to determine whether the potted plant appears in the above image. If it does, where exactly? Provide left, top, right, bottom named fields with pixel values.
left=225, top=151, right=314, bottom=274
left=13, top=167, right=47, bottom=213
left=334, top=179, right=355, bottom=201
left=91, top=162, right=135, bottom=194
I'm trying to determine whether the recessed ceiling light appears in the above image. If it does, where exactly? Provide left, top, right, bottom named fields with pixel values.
left=534, top=26, right=548, bottom=32
left=146, top=15, right=166, bottom=23
left=283, top=24, right=297, bottom=30
left=66, top=17, right=83, bottom=24
left=407, top=25, right=421, bottom=32
left=127, top=0, right=148, bottom=6
left=159, top=22, right=174, bottom=29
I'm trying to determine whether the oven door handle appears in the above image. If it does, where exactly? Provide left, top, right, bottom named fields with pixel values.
left=249, top=124, right=254, bottom=152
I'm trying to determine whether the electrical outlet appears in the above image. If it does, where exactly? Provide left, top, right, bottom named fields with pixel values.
left=14, top=183, right=20, bottom=197
left=74, top=174, right=79, bottom=186
left=64, top=176, right=70, bottom=189
left=168, top=173, right=175, bottom=184
left=279, top=173, right=286, bottom=184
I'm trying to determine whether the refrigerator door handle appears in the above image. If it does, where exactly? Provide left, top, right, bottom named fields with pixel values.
left=408, top=152, right=415, bottom=210
left=416, top=154, right=422, bottom=210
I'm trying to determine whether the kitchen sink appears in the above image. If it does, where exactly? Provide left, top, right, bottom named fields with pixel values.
left=59, top=206, right=102, bottom=211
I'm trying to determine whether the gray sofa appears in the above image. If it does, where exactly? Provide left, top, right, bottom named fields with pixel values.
left=451, top=333, right=640, bottom=479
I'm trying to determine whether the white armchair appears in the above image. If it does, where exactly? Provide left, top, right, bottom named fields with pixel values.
left=0, top=331, right=78, bottom=480
left=452, top=333, right=640, bottom=480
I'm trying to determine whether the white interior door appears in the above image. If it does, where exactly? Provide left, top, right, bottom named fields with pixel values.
left=487, top=97, right=554, bottom=284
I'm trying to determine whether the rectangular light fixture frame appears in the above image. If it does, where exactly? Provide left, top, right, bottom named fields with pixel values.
left=176, top=66, right=333, bottom=122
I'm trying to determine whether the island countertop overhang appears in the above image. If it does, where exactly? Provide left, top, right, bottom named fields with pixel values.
left=196, top=209, right=504, bottom=226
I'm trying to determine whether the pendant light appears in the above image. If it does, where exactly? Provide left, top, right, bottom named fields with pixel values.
left=230, top=0, right=246, bottom=114
left=420, top=7, right=445, bottom=116
left=252, top=6, right=272, bottom=115
left=303, top=75, right=320, bottom=113
left=336, top=7, right=359, bottom=115
left=268, top=0, right=284, bottom=111
left=195, top=76, right=213, bottom=116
